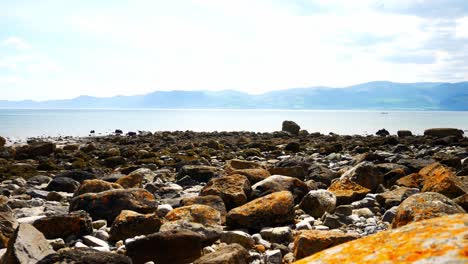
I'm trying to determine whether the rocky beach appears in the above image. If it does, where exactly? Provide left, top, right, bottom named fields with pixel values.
left=0, top=121, right=466, bottom=263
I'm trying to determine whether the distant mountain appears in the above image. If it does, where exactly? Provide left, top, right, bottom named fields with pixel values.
left=1, top=81, right=468, bottom=110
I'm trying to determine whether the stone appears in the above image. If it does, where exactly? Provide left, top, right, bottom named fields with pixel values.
left=453, top=193, right=468, bottom=211
left=125, top=229, right=204, bottom=264
left=0, top=212, right=17, bottom=249
left=251, top=175, right=309, bottom=203
left=74, top=179, right=123, bottom=196
left=382, top=206, right=398, bottom=223
left=340, top=162, right=384, bottom=191
left=45, top=177, right=80, bottom=193
left=165, top=204, right=222, bottom=227
left=15, top=142, right=56, bottom=159
left=226, top=191, right=295, bottom=230
left=395, top=173, right=424, bottom=188
left=268, top=167, right=306, bottom=180
left=375, top=129, right=390, bottom=137
left=264, top=249, right=282, bottom=264
left=178, top=165, right=218, bottom=183
left=116, top=168, right=154, bottom=188
left=109, top=210, right=162, bottom=241
left=200, top=174, right=251, bottom=210
left=424, top=128, right=464, bottom=138
left=260, top=226, right=293, bottom=244
left=220, top=230, right=255, bottom=248
left=37, top=247, right=131, bottom=264
left=156, top=204, right=173, bottom=217
left=282, top=121, right=300, bottom=136
left=299, top=190, right=336, bottom=218
left=328, top=178, right=371, bottom=205
left=193, top=243, right=250, bottom=264
left=392, top=192, right=465, bottom=228
left=0, top=224, right=54, bottom=264
left=82, top=235, right=108, bottom=248
left=159, top=221, right=222, bottom=244
left=418, top=163, right=468, bottom=198
left=0, top=137, right=5, bottom=147
left=397, top=130, right=413, bottom=137
left=69, top=188, right=158, bottom=223
left=293, top=230, right=360, bottom=260
left=225, top=159, right=262, bottom=172
left=32, top=210, right=92, bottom=239
left=55, top=170, right=96, bottom=183
left=180, top=195, right=227, bottom=223
left=293, top=214, right=468, bottom=264
left=375, top=187, right=419, bottom=209
left=228, top=169, right=270, bottom=184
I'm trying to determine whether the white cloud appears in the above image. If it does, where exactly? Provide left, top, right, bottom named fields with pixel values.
left=2, top=37, right=31, bottom=50
left=455, top=16, right=468, bottom=38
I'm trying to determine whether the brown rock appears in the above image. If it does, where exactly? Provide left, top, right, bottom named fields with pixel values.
left=225, top=159, right=262, bottom=172
left=33, top=210, right=92, bottom=239
left=293, top=214, right=468, bottom=264
left=116, top=173, right=143, bottom=188
left=453, top=193, right=468, bottom=211
left=37, top=248, right=131, bottom=264
left=392, top=192, right=465, bottom=228
left=328, top=178, right=371, bottom=205
left=228, top=168, right=270, bottom=184
left=74, top=179, right=123, bottom=196
left=268, top=167, right=306, bottom=179
left=395, top=173, right=424, bottom=188
left=226, top=191, right=295, bottom=230
left=419, top=163, right=468, bottom=198
left=200, top=174, right=251, bottom=210
left=194, top=243, right=250, bottom=264
left=339, top=161, right=384, bottom=191
left=375, top=187, right=419, bottom=209
left=109, top=210, right=162, bottom=241
left=294, top=230, right=360, bottom=260
left=165, top=204, right=222, bottom=227
left=424, top=128, right=464, bottom=138
left=180, top=195, right=227, bottom=223
left=0, top=212, right=17, bottom=249
left=251, top=175, right=309, bottom=203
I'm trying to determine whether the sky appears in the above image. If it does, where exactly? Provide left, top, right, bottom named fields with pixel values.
left=1, top=0, right=468, bottom=101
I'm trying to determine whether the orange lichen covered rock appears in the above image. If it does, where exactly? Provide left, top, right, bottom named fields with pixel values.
left=293, top=214, right=468, bottom=264
left=165, top=204, right=222, bottom=227
left=32, top=210, right=92, bottom=239
left=392, top=192, right=465, bottom=228
left=225, top=159, right=262, bottom=172
left=74, top=179, right=123, bottom=196
left=228, top=168, right=271, bottom=184
left=200, top=174, right=251, bottom=210
left=294, top=230, right=360, bottom=260
left=395, top=173, right=424, bottom=188
left=226, top=191, right=294, bottom=229
left=116, top=172, right=144, bottom=188
left=180, top=195, right=227, bottom=223
left=327, top=178, right=370, bottom=205
left=109, top=210, right=162, bottom=241
left=419, top=163, right=468, bottom=198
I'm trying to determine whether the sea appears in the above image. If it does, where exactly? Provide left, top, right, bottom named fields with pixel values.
left=0, top=109, right=467, bottom=140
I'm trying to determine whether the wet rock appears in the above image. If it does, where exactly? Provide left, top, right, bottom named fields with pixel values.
left=32, top=210, right=92, bottom=239
left=226, top=191, right=295, bottom=230
left=418, top=162, right=468, bottom=198
left=200, top=174, right=251, bottom=210
left=45, top=177, right=80, bottom=193
left=340, top=162, right=384, bottom=191
left=180, top=195, right=227, bottom=223
left=37, top=247, right=131, bottom=264
left=0, top=223, right=54, bottom=264
left=193, top=243, right=250, bottom=264
left=178, top=165, right=218, bottom=183
left=293, top=214, right=468, bottom=264
left=299, top=190, right=336, bottom=218
left=424, top=128, right=464, bottom=138
left=165, top=204, right=222, bottom=227
left=125, top=229, right=204, bottom=264
left=293, top=230, right=360, bottom=260
left=74, top=179, right=123, bottom=196
left=251, top=175, right=308, bottom=203
left=392, top=192, right=465, bottom=228
left=328, top=178, right=371, bottom=205
left=282, top=121, right=300, bottom=136
left=70, top=188, right=158, bottom=223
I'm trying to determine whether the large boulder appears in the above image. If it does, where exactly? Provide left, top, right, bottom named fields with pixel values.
left=178, top=165, right=218, bottom=183
left=251, top=175, right=309, bottom=203
left=200, top=174, right=251, bottom=210
left=74, top=179, right=123, bottom=196
left=109, top=210, right=162, bottom=241
left=392, top=192, right=465, bottom=228
left=282, top=120, right=300, bottom=136
left=418, top=163, right=468, bottom=198
left=294, top=230, right=360, bottom=260
left=340, top=162, right=384, bottom=191
left=32, top=210, right=92, bottom=239
left=69, top=188, right=158, bottom=223
left=328, top=178, right=370, bottom=205
left=37, top=248, right=131, bottom=264
left=165, top=204, right=222, bottom=227
left=0, top=224, right=54, bottom=264
left=424, top=128, right=464, bottom=138
left=125, top=229, right=204, bottom=264
left=193, top=243, right=250, bottom=264
left=46, top=177, right=80, bottom=193
left=180, top=195, right=227, bottom=223
left=293, top=214, right=468, bottom=264
left=299, top=190, right=336, bottom=218
left=226, top=191, right=295, bottom=230
left=15, top=142, right=56, bottom=159
left=397, top=130, right=413, bottom=137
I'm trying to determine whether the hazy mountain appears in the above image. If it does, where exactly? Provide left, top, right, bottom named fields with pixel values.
left=1, top=81, right=468, bottom=110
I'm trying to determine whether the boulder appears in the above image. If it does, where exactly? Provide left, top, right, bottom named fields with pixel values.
left=392, top=192, right=465, bottom=228
left=397, top=130, right=413, bottom=137
left=165, top=204, right=222, bottom=227
left=37, top=248, right=131, bottom=264
left=45, top=177, right=80, bottom=193
left=340, top=162, right=384, bottom=191
left=200, top=174, right=251, bottom=210
left=294, top=230, right=360, bottom=260
left=193, top=243, right=250, bottom=264
left=0, top=212, right=17, bottom=249
left=74, top=179, right=123, bottom=196
left=0, top=224, right=54, bottom=264
left=251, top=175, right=309, bottom=203
left=178, top=165, right=218, bottom=183
left=226, top=191, right=295, bottom=230
left=299, top=190, right=336, bottom=218
left=418, top=163, right=468, bottom=198
left=32, top=210, right=92, bottom=239
left=328, top=178, right=371, bottom=205
left=220, top=230, right=255, bottom=248
left=453, top=193, right=468, bottom=211
left=55, top=170, right=96, bottom=183
left=15, top=142, right=56, bottom=159
left=375, top=187, right=419, bottom=209
left=395, top=173, right=424, bottom=188
left=180, top=195, right=227, bottom=223
left=0, top=137, right=5, bottom=147
left=225, top=159, right=262, bottom=172
left=69, top=188, right=158, bottom=223
left=293, top=214, right=468, bottom=264
left=424, top=128, right=464, bottom=138
left=125, top=229, right=204, bottom=264
left=109, top=210, right=162, bottom=241
left=282, top=121, right=300, bottom=136
left=159, top=221, right=222, bottom=245
left=227, top=169, right=270, bottom=184
left=375, top=129, right=390, bottom=137
left=268, top=167, right=306, bottom=180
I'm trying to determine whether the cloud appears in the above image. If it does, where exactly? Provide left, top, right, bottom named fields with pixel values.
left=2, top=37, right=31, bottom=50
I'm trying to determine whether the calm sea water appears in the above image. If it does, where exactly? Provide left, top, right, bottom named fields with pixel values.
left=0, top=109, right=467, bottom=139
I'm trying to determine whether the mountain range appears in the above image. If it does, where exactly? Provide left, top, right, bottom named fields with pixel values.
left=2, top=81, right=468, bottom=110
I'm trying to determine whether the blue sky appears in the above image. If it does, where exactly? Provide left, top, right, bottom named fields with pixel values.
left=1, top=0, right=468, bottom=100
